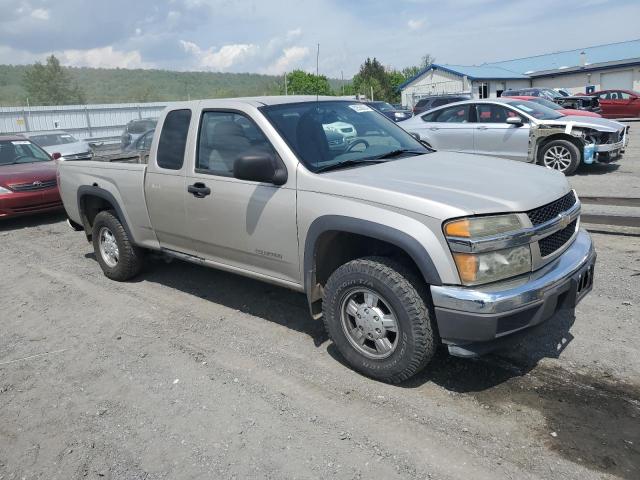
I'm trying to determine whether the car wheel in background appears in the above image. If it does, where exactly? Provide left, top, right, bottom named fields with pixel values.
left=538, top=139, right=580, bottom=176
left=92, top=210, right=144, bottom=281
left=322, top=256, right=438, bottom=383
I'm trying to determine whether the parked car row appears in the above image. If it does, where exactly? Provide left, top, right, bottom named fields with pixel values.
left=501, top=88, right=602, bottom=114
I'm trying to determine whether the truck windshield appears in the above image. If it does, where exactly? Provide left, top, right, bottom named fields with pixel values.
left=507, top=100, right=564, bottom=120
left=260, top=101, right=429, bottom=173
left=0, top=140, right=52, bottom=165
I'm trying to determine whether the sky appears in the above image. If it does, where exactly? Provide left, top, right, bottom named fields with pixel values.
left=1, top=0, right=639, bottom=78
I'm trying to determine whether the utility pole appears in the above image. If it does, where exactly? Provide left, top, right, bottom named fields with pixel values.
left=284, top=71, right=288, bottom=95
left=341, top=70, right=344, bottom=96
left=370, top=85, right=374, bottom=101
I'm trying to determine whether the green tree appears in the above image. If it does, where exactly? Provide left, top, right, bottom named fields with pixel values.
left=401, top=54, right=435, bottom=80
left=352, top=57, right=392, bottom=101
left=23, top=55, right=85, bottom=105
left=282, top=70, right=332, bottom=95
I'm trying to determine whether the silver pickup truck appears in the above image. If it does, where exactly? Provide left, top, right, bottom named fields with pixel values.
left=58, top=96, right=596, bottom=383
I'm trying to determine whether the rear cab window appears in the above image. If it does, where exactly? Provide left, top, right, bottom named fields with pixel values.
left=157, top=109, right=191, bottom=170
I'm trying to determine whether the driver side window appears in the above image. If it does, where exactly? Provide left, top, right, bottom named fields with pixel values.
left=197, top=111, right=275, bottom=176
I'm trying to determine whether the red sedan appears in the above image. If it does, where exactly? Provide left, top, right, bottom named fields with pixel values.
left=0, top=136, right=63, bottom=219
left=591, top=90, right=640, bottom=119
left=508, top=96, right=602, bottom=118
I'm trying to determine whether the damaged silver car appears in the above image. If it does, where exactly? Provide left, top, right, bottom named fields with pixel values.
left=399, top=98, right=629, bottom=175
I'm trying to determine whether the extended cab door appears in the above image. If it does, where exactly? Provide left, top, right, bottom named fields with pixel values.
left=472, top=103, right=530, bottom=161
left=144, top=108, right=193, bottom=252
left=183, top=106, right=299, bottom=285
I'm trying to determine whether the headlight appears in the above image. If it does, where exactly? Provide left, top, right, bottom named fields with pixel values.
left=444, top=214, right=531, bottom=285
left=452, top=246, right=532, bottom=285
left=444, top=214, right=522, bottom=238
left=0, top=186, right=12, bottom=194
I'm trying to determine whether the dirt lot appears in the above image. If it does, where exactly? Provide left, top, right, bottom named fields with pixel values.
left=1, top=125, right=639, bottom=480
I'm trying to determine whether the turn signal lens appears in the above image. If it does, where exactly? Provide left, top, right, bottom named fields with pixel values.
left=452, top=253, right=478, bottom=283
left=444, top=219, right=471, bottom=237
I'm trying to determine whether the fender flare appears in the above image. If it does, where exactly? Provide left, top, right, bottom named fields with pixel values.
left=303, top=215, right=443, bottom=304
left=77, top=185, right=135, bottom=243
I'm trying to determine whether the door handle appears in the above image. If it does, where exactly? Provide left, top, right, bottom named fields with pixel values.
left=187, top=182, right=211, bottom=198
left=429, top=127, right=439, bottom=131
left=477, top=126, right=488, bottom=130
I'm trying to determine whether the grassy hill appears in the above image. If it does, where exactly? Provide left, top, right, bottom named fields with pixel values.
left=0, top=65, right=344, bottom=107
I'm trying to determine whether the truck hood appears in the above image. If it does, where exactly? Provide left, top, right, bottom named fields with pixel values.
left=310, top=152, right=570, bottom=220
left=538, top=115, right=624, bottom=132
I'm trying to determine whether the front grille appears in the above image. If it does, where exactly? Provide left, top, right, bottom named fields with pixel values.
left=526, top=191, right=577, bottom=226
left=539, top=220, right=577, bottom=257
left=9, top=179, right=57, bottom=191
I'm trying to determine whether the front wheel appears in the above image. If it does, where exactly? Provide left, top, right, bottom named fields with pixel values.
left=92, top=210, right=144, bottom=281
left=322, top=257, right=438, bottom=383
left=538, top=139, right=580, bottom=175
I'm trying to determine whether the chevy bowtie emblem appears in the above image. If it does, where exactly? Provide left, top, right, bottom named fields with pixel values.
left=558, top=212, right=570, bottom=229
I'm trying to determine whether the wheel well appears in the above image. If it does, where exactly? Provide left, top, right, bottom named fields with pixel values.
left=79, top=194, right=116, bottom=240
left=537, top=134, right=584, bottom=162
left=308, top=231, right=421, bottom=318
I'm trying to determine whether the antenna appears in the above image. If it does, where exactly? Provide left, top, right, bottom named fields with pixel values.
left=316, top=43, right=320, bottom=102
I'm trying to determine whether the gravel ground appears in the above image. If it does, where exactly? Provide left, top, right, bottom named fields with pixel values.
left=570, top=121, right=639, bottom=197
left=1, top=127, right=639, bottom=480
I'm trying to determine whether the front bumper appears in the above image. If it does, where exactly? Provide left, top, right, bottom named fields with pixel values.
left=595, top=139, right=625, bottom=153
left=0, top=188, right=63, bottom=219
left=431, top=229, right=596, bottom=356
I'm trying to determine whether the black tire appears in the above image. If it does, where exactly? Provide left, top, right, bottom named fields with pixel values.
left=322, top=256, right=438, bottom=383
left=92, top=210, right=143, bottom=281
left=537, top=139, right=580, bottom=176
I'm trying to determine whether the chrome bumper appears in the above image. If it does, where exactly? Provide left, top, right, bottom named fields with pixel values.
left=431, top=229, right=596, bottom=347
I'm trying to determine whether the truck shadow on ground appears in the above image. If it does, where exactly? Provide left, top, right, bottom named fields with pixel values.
left=0, top=210, right=67, bottom=232
left=135, top=257, right=328, bottom=347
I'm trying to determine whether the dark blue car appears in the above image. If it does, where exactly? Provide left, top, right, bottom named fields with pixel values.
left=365, top=101, right=413, bottom=122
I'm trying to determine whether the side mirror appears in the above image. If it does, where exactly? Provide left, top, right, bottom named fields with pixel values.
left=506, top=116, right=523, bottom=126
left=409, top=132, right=421, bottom=141
left=233, top=153, right=287, bottom=185
left=51, top=152, right=62, bottom=160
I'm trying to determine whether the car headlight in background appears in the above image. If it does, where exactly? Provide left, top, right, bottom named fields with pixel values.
left=444, top=214, right=532, bottom=285
left=0, top=186, right=12, bottom=195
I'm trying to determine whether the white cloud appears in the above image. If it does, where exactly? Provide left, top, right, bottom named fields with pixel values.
left=30, top=8, right=50, bottom=21
left=180, top=40, right=259, bottom=70
left=59, top=46, right=149, bottom=69
left=263, top=46, right=309, bottom=74
left=407, top=19, right=424, bottom=31
left=286, top=28, right=302, bottom=39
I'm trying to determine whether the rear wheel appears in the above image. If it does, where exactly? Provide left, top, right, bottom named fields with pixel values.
left=538, top=139, right=580, bottom=175
left=322, top=257, right=438, bottom=383
left=92, top=210, right=143, bottom=281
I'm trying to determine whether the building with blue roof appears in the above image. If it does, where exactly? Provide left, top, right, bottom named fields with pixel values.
left=400, top=39, right=640, bottom=108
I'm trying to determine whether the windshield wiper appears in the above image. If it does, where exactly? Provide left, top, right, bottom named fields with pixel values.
left=315, top=158, right=388, bottom=173
left=367, top=149, right=426, bottom=160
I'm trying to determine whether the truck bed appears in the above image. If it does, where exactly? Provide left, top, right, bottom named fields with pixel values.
left=57, top=159, right=159, bottom=249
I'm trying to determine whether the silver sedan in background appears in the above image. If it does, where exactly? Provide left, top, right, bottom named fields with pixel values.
left=398, top=98, right=628, bottom=175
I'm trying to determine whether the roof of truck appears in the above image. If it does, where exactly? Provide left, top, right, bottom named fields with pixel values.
left=188, top=96, right=347, bottom=108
